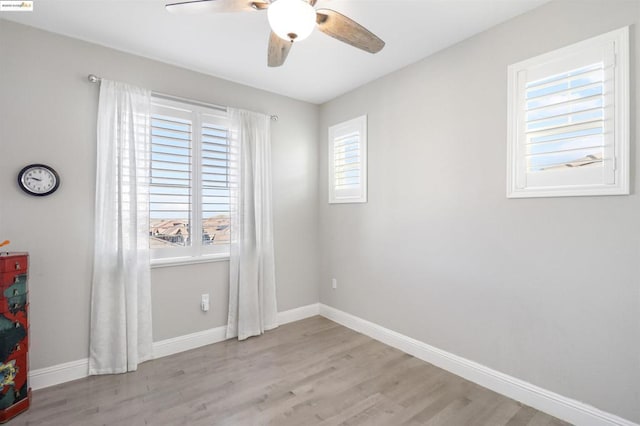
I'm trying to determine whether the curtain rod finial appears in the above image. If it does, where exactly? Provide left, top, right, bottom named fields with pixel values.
left=88, top=74, right=100, bottom=83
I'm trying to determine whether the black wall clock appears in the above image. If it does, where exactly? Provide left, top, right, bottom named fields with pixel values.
left=17, top=164, right=60, bottom=196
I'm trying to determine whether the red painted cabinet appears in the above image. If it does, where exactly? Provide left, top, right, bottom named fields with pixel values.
left=0, top=252, right=30, bottom=423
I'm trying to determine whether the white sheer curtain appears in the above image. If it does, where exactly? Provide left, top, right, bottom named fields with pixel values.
left=89, top=79, right=153, bottom=374
left=226, top=108, right=278, bottom=340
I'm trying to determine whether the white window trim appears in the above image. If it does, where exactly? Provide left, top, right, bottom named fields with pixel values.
left=150, top=97, right=231, bottom=263
left=507, top=26, right=629, bottom=198
left=151, top=253, right=229, bottom=268
left=328, top=115, right=368, bottom=204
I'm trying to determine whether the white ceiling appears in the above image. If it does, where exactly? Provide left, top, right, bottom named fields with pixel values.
left=2, top=0, right=548, bottom=104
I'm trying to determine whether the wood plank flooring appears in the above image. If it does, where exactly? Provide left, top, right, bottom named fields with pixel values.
left=10, top=317, right=570, bottom=425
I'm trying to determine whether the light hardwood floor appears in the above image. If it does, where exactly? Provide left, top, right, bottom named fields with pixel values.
left=12, top=317, right=570, bottom=425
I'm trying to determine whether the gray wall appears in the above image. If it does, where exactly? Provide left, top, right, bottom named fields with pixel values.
left=0, top=20, right=320, bottom=368
left=319, top=0, right=639, bottom=422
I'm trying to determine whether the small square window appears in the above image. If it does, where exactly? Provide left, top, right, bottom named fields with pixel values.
left=328, top=115, right=367, bottom=204
left=507, top=27, right=629, bottom=198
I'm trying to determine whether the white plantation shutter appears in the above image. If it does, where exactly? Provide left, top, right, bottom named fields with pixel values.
left=507, top=27, right=629, bottom=198
left=335, top=133, right=361, bottom=189
left=329, top=115, right=367, bottom=203
left=525, top=63, right=608, bottom=173
left=201, top=115, right=231, bottom=251
left=150, top=105, right=192, bottom=252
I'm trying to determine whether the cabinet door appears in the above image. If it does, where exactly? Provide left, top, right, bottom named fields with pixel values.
left=0, top=354, right=28, bottom=410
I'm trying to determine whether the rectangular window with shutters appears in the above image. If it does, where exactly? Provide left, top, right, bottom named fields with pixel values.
left=150, top=97, right=231, bottom=261
left=328, top=115, right=367, bottom=203
left=507, top=27, right=629, bottom=198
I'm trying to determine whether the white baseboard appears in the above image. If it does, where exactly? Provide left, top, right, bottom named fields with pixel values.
left=277, top=302, right=320, bottom=325
left=318, top=304, right=637, bottom=426
left=152, top=302, right=320, bottom=359
left=28, top=303, right=321, bottom=391
left=152, top=324, right=228, bottom=359
left=29, top=358, right=89, bottom=391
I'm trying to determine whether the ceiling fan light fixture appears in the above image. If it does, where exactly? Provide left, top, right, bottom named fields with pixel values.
left=267, top=0, right=316, bottom=42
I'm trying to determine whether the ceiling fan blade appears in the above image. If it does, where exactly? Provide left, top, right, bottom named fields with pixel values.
left=251, top=1, right=269, bottom=10
left=268, top=31, right=292, bottom=67
left=316, top=9, right=385, bottom=54
left=165, top=0, right=267, bottom=14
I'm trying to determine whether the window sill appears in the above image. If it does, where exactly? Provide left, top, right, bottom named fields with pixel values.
left=151, top=254, right=230, bottom=269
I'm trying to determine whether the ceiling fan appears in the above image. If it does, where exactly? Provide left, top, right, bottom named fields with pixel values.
left=165, top=0, right=385, bottom=67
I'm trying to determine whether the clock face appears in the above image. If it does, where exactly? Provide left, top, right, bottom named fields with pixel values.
left=18, top=164, right=60, bottom=196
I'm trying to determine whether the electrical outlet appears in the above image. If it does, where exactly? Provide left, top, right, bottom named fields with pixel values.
left=332, top=278, right=337, bottom=289
left=201, top=294, right=210, bottom=312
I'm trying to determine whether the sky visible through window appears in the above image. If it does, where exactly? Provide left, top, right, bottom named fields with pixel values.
left=334, top=132, right=361, bottom=189
left=524, top=62, right=605, bottom=172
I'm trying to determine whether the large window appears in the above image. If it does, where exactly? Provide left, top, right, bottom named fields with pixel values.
left=507, top=27, right=629, bottom=198
left=150, top=98, right=231, bottom=260
left=328, top=115, right=368, bottom=204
